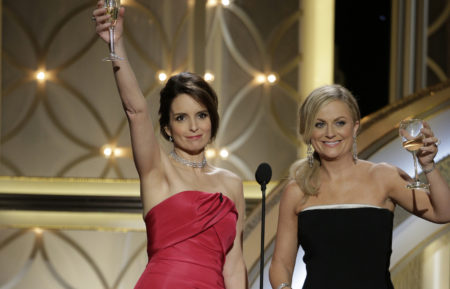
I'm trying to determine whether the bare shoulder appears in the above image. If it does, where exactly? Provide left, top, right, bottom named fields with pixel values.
left=212, top=167, right=242, bottom=188
left=281, top=179, right=304, bottom=204
left=210, top=166, right=243, bottom=198
left=365, top=160, right=407, bottom=177
left=362, top=160, right=412, bottom=189
left=358, top=160, right=397, bottom=177
left=284, top=179, right=301, bottom=194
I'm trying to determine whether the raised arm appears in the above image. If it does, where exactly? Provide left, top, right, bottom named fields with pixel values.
left=93, top=1, right=162, bottom=177
left=269, top=181, right=301, bottom=289
left=388, top=122, right=450, bottom=223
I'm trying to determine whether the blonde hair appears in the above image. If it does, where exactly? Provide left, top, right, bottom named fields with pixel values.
left=290, top=84, right=361, bottom=197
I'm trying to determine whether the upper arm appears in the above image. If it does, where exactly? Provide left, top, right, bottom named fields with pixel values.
left=270, top=181, right=301, bottom=278
left=224, top=175, right=245, bottom=259
left=111, top=60, right=164, bottom=178
left=223, top=175, right=248, bottom=289
left=127, top=109, right=164, bottom=177
left=226, top=176, right=245, bottom=249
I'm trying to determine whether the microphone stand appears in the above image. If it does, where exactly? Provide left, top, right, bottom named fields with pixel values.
left=260, top=181, right=266, bottom=289
left=255, top=162, right=271, bottom=289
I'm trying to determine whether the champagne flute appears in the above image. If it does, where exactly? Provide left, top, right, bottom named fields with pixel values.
left=399, top=119, right=429, bottom=190
left=103, top=0, right=124, bottom=61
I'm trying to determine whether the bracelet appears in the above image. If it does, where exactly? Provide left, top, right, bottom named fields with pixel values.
left=277, top=283, right=291, bottom=289
left=422, top=161, right=436, bottom=174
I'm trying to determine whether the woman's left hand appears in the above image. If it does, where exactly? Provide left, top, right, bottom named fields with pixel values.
left=418, top=121, right=439, bottom=169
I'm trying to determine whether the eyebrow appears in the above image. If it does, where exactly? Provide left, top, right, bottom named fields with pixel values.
left=171, top=109, right=208, bottom=115
left=316, top=116, right=348, bottom=121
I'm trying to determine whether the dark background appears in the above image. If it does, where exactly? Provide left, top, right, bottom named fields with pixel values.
left=334, top=0, right=391, bottom=118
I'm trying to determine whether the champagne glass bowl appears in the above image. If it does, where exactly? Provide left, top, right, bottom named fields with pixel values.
left=399, top=119, right=429, bottom=190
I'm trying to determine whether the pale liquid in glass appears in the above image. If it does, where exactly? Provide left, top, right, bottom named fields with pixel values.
left=106, top=6, right=119, bottom=25
left=402, top=138, right=424, bottom=152
left=399, top=119, right=429, bottom=190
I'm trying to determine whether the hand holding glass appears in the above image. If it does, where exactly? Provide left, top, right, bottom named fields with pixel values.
left=103, top=0, right=124, bottom=61
left=399, top=119, right=429, bottom=190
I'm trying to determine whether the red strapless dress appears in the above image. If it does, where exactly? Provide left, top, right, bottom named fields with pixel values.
left=134, top=190, right=238, bottom=289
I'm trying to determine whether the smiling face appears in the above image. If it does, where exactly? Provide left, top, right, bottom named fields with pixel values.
left=159, top=72, right=220, bottom=142
left=310, top=100, right=359, bottom=161
left=165, top=93, right=212, bottom=154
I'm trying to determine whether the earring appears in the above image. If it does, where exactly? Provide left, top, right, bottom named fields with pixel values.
left=307, top=143, right=314, bottom=168
left=352, top=135, right=358, bottom=162
left=169, top=136, right=174, bottom=142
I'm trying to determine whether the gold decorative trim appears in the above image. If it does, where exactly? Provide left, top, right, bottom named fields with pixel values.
left=0, top=175, right=140, bottom=196
left=361, top=79, right=450, bottom=131
left=359, top=80, right=450, bottom=158
left=0, top=210, right=145, bottom=232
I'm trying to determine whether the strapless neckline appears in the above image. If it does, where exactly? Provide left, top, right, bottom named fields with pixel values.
left=300, top=203, right=393, bottom=213
left=145, top=190, right=234, bottom=220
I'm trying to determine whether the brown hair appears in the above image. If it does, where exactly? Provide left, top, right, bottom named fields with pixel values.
left=159, top=72, right=220, bottom=141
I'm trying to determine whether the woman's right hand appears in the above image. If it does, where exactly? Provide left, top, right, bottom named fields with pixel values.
left=92, top=0, right=125, bottom=44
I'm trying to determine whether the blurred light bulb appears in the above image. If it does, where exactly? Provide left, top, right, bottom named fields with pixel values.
left=207, top=0, right=218, bottom=7
left=219, top=148, right=229, bottom=159
left=36, top=71, right=46, bottom=81
left=256, top=74, right=266, bottom=84
left=103, top=147, right=112, bottom=157
left=204, top=72, right=215, bottom=82
left=267, top=73, right=277, bottom=84
left=113, top=148, right=123, bottom=157
left=158, top=72, right=167, bottom=82
left=222, top=0, right=230, bottom=6
left=205, top=148, right=216, bottom=158
left=34, top=227, right=43, bottom=235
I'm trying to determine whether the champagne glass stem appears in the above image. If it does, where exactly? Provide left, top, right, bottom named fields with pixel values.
left=413, top=151, right=419, bottom=182
left=109, top=26, right=115, bottom=56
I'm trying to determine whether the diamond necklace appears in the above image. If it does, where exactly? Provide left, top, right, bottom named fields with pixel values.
left=170, top=150, right=207, bottom=168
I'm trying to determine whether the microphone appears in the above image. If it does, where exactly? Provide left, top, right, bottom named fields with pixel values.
left=255, top=162, right=272, bottom=191
left=255, top=162, right=272, bottom=289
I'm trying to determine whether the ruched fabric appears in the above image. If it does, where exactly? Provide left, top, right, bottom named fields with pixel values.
left=134, top=190, right=238, bottom=289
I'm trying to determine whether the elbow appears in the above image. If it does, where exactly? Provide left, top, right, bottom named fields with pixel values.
left=269, top=260, right=291, bottom=288
left=433, top=216, right=450, bottom=224
left=429, top=211, right=450, bottom=224
left=268, top=262, right=275, bottom=279
left=122, top=98, right=148, bottom=117
left=268, top=265, right=276, bottom=287
left=124, top=106, right=148, bottom=120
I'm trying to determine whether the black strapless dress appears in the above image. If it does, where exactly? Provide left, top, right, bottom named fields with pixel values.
left=298, top=205, right=395, bottom=289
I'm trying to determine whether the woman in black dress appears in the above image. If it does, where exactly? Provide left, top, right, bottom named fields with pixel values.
left=269, top=84, right=450, bottom=289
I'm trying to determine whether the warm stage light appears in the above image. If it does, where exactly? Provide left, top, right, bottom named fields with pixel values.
left=207, top=0, right=218, bottom=7
left=219, top=148, right=229, bottom=159
left=267, top=73, right=277, bottom=84
left=256, top=74, right=266, bottom=84
left=221, top=0, right=230, bottom=6
left=102, top=145, right=130, bottom=158
left=204, top=72, right=215, bottom=82
left=113, top=147, right=123, bottom=157
left=34, top=228, right=43, bottom=235
left=103, top=147, right=113, bottom=157
left=36, top=71, right=46, bottom=81
left=158, top=72, right=167, bottom=82
left=205, top=148, right=216, bottom=158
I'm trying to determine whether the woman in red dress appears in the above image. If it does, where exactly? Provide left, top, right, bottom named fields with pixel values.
left=93, top=2, right=248, bottom=288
